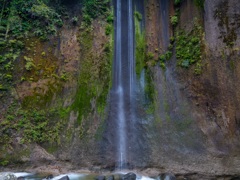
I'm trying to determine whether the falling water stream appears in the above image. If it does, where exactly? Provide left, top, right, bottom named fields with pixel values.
left=114, top=0, right=135, bottom=169
left=115, top=0, right=127, bottom=169
left=128, top=0, right=135, bottom=98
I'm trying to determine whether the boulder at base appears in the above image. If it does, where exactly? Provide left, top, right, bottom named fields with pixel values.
left=95, top=175, right=106, bottom=180
left=121, top=173, right=136, bottom=180
left=0, top=173, right=17, bottom=180
left=59, top=175, right=70, bottom=180
left=158, top=173, right=176, bottom=180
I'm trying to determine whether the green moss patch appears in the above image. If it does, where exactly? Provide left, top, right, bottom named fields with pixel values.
left=72, top=2, right=113, bottom=128
left=135, top=11, right=146, bottom=77
left=0, top=101, right=68, bottom=150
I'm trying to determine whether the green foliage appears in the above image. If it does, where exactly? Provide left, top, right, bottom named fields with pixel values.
left=0, top=0, right=63, bottom=38
left=106, top=12, right=114, bottom=24
left=60, top=72, right=68, bottom=81
left=0, top=84, right=4, bottom=90
left=134, top=11, right=142, bottom=21
left=0, top=26, right=5, bottom=32
left=168, top=44, right=173, bottom=50
left=194, top=0, right=205, bottom=9
left=105, top=24, right=113, bottom=35
left=174, top=0, right=182, bottom=6
left=0, top=49, right=21, bottom=91
left=147, top=52, right=154, bottom=60
left=0, top=0, right=64, bottom=97
left=158, top=51, right=173, bottom=69
left=24, top=56, right=35, bottom=71
left=73, top=10, right=113, bottom=123
left=165, top=51, right=173, bottom=60
left=72, top=38, right=111, bottom=121
left=170, top=36, right=175, bottom=43
left=0, top=160, right=9, bottom=166
left=105, top=10, right=114, bottom=36
left=144, top=68, right=156, bottom=109
left=71, top=16, right=78, bottom=25
left=145, top=52, right=157, bottom=66
left=41, top=51, right=46, bottom=56
left=0, top=102, right=68, bottom=145
left=5, top=74, right=12, bottom=81
left=82, top=0, right=111, bottom=26
left=135, top=11, right=146, bottom=77
left=31, top=3, right=57, bottom=20
left=170, top=15, right=178, bottom=26
left=194, top=62, right=202, bottom=75
left=159, top=54, right=166, bottom=62
left=175, top=19, right=203, bottom=74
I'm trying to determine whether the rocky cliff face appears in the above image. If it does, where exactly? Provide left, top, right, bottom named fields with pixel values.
left=179, top=0, right=240, bottom=157
left=1, top=0, right=240, bottom=178
left=144, top=0, right=240, bottom=176
left=0, top=0, right=112, bottom=169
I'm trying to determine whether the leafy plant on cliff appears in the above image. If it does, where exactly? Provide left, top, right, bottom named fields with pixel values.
left=170, top=15, right=178, bottom=26
left=0, top=46, right=21, bottom=95
left=174, top=0, right=182, bottom=6
left=82, top=0, right=111, bottom=26
left=175, top=18, right=204, bottom=74
left=135, top=11, right=142, bottom=21
left=194, top=0, right=205, bottom=9
left=158, top=50, right=173, bottom=70
left=135, top=10, right=146, bottom=77
left=0, top=0, right=63, bottom=38
left=105, top=24, right=113, bottom=35
left=0, top=101, right=67, bottom=146
left=0, top=0, right=64, bottom=98
left=24, top=56, right=35, bottom=71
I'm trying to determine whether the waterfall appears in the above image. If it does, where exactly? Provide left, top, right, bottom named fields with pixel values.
left=112, top=0, right=135, bottom=169
left=115, top=0, right=126, bottom=169
left=128, top=0, right=135, bottom=98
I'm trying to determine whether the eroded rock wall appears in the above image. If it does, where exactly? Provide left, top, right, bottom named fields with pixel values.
left=144, top=0, right=240, bottom=176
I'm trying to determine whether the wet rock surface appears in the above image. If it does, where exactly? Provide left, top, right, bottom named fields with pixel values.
left=0, top=171, right=240, bottom=180
left=158, top=173, right=176, bottom=180
left=95, top=175, right=106, bottom=180
left=58, top=176, right=70, bottom=180
left=107, top=175, right=115, bottom=180
left=0, top=173, right=17, bottom=180
left=45, top=175, right=54, bottom=179
left=120, top=173, right=137, bottom=180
